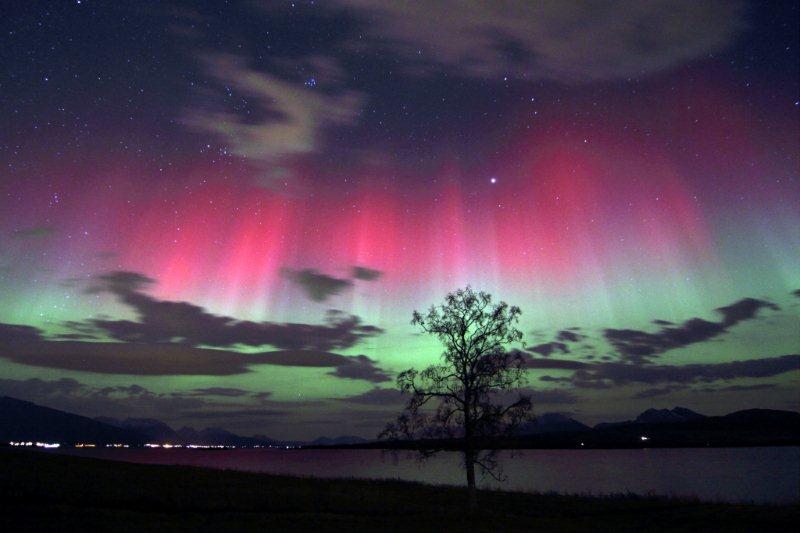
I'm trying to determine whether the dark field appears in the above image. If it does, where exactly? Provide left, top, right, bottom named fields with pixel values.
left=1, top=449, right=797, bottom=531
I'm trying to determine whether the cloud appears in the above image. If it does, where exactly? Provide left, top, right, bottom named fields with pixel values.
left=539, top=375, right=572, bottom=384
left=252, top=391, right=273, bottom=403
left=792, top=289, right=800, bottom=299
left=0, top=323, right=44, bottom=343
left=83, top=271, right=383, bottom=351
left=526, top=342, right=569, bottom=357
left=652, top=319, right=674, bottom=326
left=491, top=386, right=577, bottom=406
left=604, top=297, right=780, bottom=362
left=572, top=354, right=800, bottom=388
left=694, top=383, right=779, bottom=394
left=184, top=54, right=362, bottom=187
left=11, top=226, right=56, bottom=239
left=0, top=332, right=391, bottom=380
left=0, top=376, right=84, bottom=398
left=631, top=385, right=688, bottom=399
left=352, top=266, right=382, bottom=281
left=335, top=387, right=404, bottom=405
left=189, top=387, right=250, bottom=397
left=283, top=268, right=353, bottom=302
left=716, top=298, right=780, bottom=326
left=179, top=409, right=286, bottom=419
left=324, top=0, right=744, bottom=82
left=532, top=388, right=579, bottom=405
left=327, top=354, right=392, bottom=383
left=555, top=329, right=584, bottom=343
left=516, top=351, right=588, bottom=370
left=1, top=271, right=389, bottom=381
left=0, top=340, right=266, bottom=376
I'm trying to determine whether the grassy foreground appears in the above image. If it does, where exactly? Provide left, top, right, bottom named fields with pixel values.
left=1, top=449, right=797, bottom=531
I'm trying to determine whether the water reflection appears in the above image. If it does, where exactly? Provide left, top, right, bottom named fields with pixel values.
left=60, top=446, right=800, bottom=504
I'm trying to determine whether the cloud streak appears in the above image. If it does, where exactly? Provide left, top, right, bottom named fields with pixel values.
left=185, top=54, right=362, bottom=187
left=0, top=271, right=390, bottom=382
left=604, top=298, right=780, bottom=362
left=572, top=354, right=800, bottom=388
left=325, top=0, right=744, bottom=82
left=85, top=271, right=384, bottom=351
left=283, top=268, right=353, bottom=302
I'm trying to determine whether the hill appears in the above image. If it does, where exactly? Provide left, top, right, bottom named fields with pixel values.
left=0, top=396, right=145, bottom=445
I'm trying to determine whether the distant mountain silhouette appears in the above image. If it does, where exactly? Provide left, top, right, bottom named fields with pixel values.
left=311, top=435, right=368, bottom=446
left=595, top=406, right=706, bottom=429
left=0, top=397, right=145, bottom=445
left=176, top=426, right=277, bottom=447
left=3, top=396, right=798, bottom=449
left=515, top=407, right=800, bottom=449
left=723, top=408, right=800, bottom=424
left=0, top=397, right=288, bottom=447
left=518, top=413, right=590, bottom=434
left=96, top=417, right=182, bottom=443
left=348, top=407, right=800, bottom=450
left=636, top=407, right=706, bottom=424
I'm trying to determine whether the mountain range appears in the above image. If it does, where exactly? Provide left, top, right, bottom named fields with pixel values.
left=2, top=396, right=798, bottom=449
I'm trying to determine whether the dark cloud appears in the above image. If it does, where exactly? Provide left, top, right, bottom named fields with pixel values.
left=190, top=387, right=250, bottom=397
left=0, top=340, right=263, bottom=375
left=11, top=226, right=55, bottom=239
left=572, top=354, right=800, bottom=388
left=604, top=297, right=780, bottom=362
left=555, top=330, right=584, bottom=343
left=283, top=268, right=353, bottom=302
left=0, top=323, right=44, bottom=343
left=716, top=298, right=780, bottom=326
left=694, top=383, right=779, bottom=394
left=327, top=354, right=392, bottom=383
left=792, top=289, right=800, bottom=299
left=526, top=341, right=569, bottom=357
left=252, top=391, right=273, bottom=402
left=179, top=409, right=285, bottom=419
left=652, top=319, right=674, bottom=326
left=0, top=331, right=391, bottom=380
left=352, top=266, right=382, bottom=281
left=81, top=271, right=383, bottom=351
left=516, top=351, right=588, bottom=370
left=2, top=288, right=390, bottom=381
left=539, top=375, right=572, bottom=384
left=335, top=387, right=404, bottom=405
left=0, top=376, right=84, bottom=398
left=532, top=388, right=579, bottom=405
left=51, top=332, right=99, bottom=341
left=88, top=270, right=155, bottom=294
left=631, top=385, right=688, bottom=399
left=492, top=386, right=578, bottom=406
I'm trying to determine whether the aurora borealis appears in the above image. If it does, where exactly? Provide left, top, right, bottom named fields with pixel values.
left=0, top=1, right=798, bottom=439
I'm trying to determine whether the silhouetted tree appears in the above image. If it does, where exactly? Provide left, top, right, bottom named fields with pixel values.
left=382, top=287, right=532, bottom=508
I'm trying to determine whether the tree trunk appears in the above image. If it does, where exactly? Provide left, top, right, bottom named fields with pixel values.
left=465, top=448, right=477, bottom=509
left=464, top=390, right=477, bottom=509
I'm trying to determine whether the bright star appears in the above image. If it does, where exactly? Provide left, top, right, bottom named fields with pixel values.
left=490, top=177, right=497, bottom=184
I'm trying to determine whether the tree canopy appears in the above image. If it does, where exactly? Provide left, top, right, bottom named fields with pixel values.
left=383, top=286, right=532, bottom=506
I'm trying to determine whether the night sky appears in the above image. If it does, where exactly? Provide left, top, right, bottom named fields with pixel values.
left=1, top=1, right=798, bottom=440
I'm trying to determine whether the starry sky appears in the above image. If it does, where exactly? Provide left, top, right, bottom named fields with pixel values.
left=0, top=1, right=798, bottom=440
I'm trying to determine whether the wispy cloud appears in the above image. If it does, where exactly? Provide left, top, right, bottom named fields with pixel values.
left=184, top=54, right=362, bottom=188
left=322, top=0, right=745, bottom=81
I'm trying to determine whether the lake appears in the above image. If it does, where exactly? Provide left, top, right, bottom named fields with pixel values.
left=59, top=446, right=800, bottom=504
